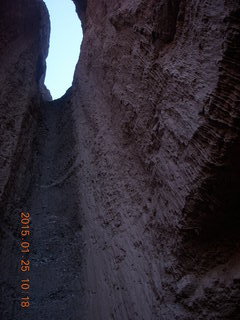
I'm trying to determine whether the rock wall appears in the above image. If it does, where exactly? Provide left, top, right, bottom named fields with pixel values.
left=0, top=0, right=240, bottom=319
left=72, top=0, right=240, bottom=319
left=0, top=0, right=50, bottom=209
left=0, top=0, right=50, bottom=318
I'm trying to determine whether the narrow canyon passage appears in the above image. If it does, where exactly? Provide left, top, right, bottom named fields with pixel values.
left=18, top=95, right=84, bottom=319
left=26, top=97, right=83, bottom=318
left=1, top=0, right=240, bottom=319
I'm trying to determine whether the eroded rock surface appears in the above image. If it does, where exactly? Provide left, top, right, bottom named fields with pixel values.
left=71, top=0, right=240, bottom=318
left=0, top=0, right=50, bottom=318
left=0, top=0, right=240, bottom=319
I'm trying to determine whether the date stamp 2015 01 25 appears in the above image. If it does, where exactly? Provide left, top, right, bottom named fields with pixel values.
left=20, top=212, right=31, bottom=309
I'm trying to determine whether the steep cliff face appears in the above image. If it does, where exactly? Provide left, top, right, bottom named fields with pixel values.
left=0, top=0, right=50, bottom=318
left=71, top=0, right=240, bottom=319
left=0, top=0, right=240, bottom=319
left=0, top=0, right=50, bottom=208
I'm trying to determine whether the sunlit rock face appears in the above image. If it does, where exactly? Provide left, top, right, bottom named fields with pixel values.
left=0, top=0, right=240, bottom=319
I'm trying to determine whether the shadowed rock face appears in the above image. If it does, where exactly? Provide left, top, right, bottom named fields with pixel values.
left=0, top=0, right=50, bottom=206
left=1, top=0, right=240, bottom=319
left=0, top=1, right=51, bottom=318
left=71, top=0, right=240, bottom=318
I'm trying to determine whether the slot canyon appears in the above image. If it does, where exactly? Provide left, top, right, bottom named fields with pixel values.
left=0, top=0, right=240, bottom=319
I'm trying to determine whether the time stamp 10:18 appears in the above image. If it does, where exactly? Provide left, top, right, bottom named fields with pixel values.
left=20, top=212, right=31, bottom=309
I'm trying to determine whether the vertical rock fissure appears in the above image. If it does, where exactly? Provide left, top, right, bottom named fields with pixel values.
left=0, top=1, right=85, bottom=318
left=1, top=0, right=240, bottom=319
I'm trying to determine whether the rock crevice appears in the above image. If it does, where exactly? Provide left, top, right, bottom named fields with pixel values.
left=0, top=0, right=240, bottom=319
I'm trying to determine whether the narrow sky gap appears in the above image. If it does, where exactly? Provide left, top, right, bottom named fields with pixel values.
left=43, top=0, right=82, bottom=100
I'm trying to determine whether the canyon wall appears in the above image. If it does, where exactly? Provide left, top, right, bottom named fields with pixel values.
left=0, top=0, right=50, bottom=318
left=0, top=0, right=49, bottom=207
left=72, top=0, right=240, bottom=318
left=0, top=0, right=240, bottom=319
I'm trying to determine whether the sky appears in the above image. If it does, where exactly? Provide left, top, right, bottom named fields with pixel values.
left=43, top=0, right=83, bottom=99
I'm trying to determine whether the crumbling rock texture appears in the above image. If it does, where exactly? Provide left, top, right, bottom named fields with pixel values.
left=0, top=0, right=240, bottom=319
left=71, top=0, right=240, bottom=319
